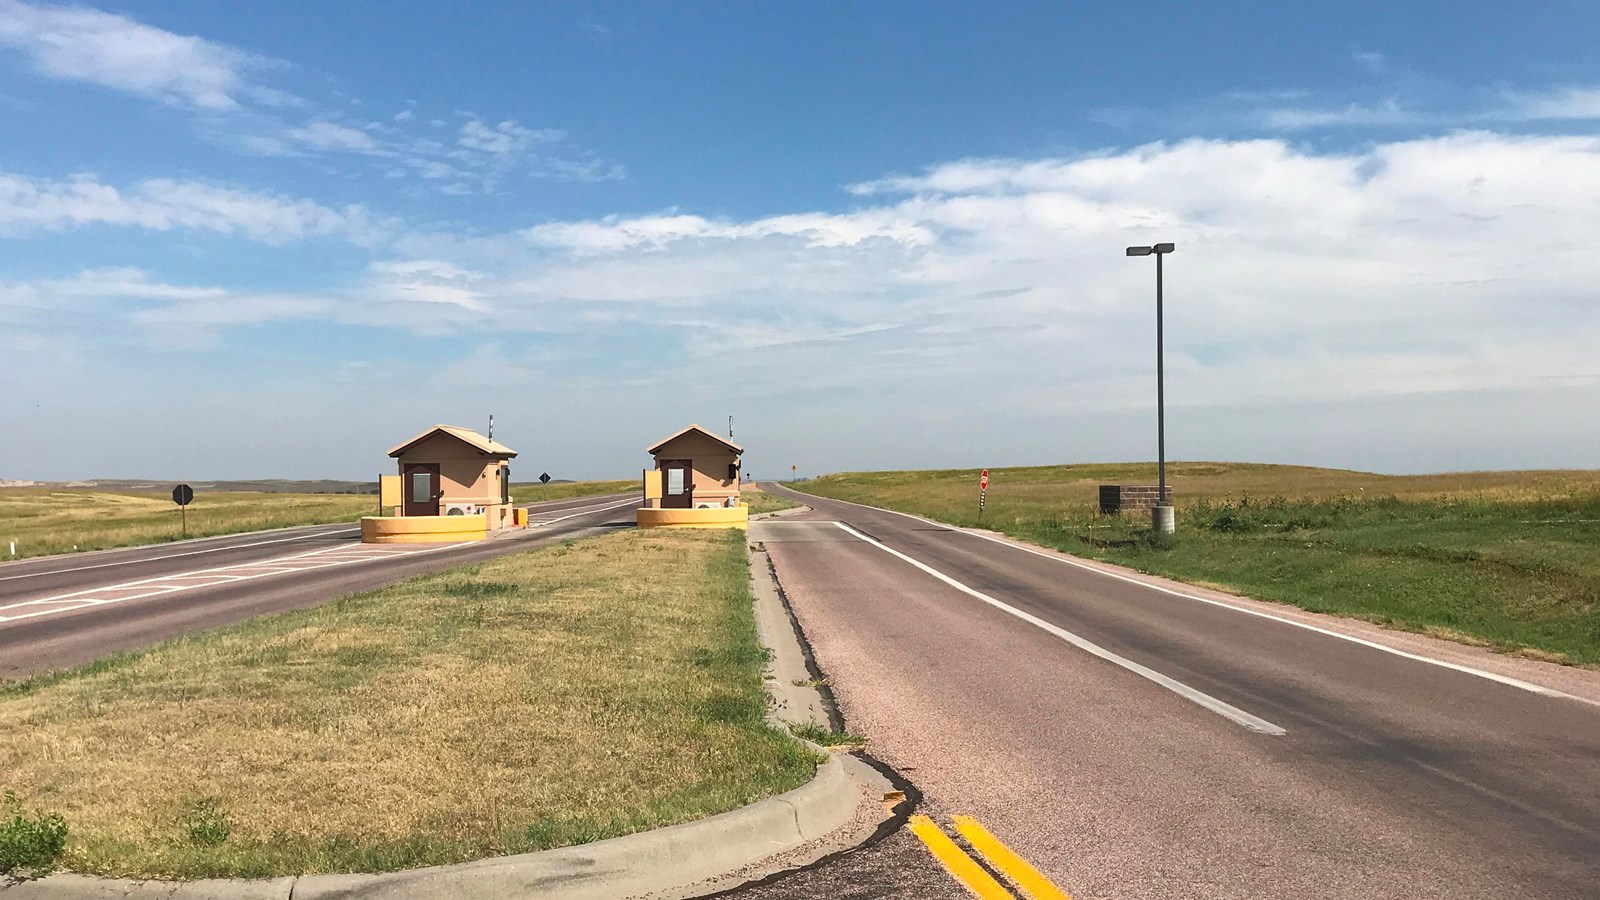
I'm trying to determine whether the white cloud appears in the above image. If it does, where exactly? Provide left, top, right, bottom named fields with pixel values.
left=0, top=0, right=261, bottom=109
left=1499, top=86, right=1600, bottom=121
left=0, top=171, right=378, bottom=242
left=457, top=118, right=564, bottom=157
left=286, top=120, right=381, bottom=153
left=0, top=2, right=619, bottom=195
left=1232, top=84, right=1600, bottom=133
left=1352, top=50, right=1386, bottom=74
left=12, top=132, right=1600, bottom=473
left=406, top=132, right=1600, bottom=418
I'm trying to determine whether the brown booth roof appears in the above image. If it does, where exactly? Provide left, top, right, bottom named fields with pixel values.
left=647, top=424, right=743, bottom=455
left=387, top=424, right=519, bottom=459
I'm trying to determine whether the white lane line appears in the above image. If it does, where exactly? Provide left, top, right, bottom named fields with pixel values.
left=833, top=521, right=1287, bottom=736
left=957, top=529, right=1600, bottom=709
left=529, top=497, right=640, bottom=526
left=0, top=541, right=474, bottom=624
left=0, top=525, right=361, bottom=582
left=786, top=489, right=1600, bottom=709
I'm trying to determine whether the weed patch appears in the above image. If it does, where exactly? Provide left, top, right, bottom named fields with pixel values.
left=0, top=792, right=68, bottom=878
left=786, top=722, right=868, bottom=749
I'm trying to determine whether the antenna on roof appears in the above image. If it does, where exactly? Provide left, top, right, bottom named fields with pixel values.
left=488, top=413, right=494, bottom=442
left=728, top=415, right=734, bottom=439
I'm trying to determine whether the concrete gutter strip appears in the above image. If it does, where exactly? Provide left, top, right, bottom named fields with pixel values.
left=2, top=509, right=876, bottom=900
left=749, top=546, right=829, bottom=729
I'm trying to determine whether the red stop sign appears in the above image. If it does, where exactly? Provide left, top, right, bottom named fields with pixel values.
left=980, top=469, right=989, bottom=490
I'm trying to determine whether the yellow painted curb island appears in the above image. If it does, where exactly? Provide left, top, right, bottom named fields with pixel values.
left=361, top=515, right=488, bottom=543
left=635, top=506, right=749, bottom=530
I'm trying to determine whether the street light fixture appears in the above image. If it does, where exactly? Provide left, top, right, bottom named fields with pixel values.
left=1126, top=242, right=1176, bottom=534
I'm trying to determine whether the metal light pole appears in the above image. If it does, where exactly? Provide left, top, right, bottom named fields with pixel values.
left=1126, top=242, right=1176, bottom=534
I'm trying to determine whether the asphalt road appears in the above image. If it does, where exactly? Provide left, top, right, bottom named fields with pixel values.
left=0, top=492, right=639, bottom=680
left=733, top=484, right=1600, bottom=900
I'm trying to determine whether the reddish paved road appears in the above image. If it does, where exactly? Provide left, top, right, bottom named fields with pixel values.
left=727, top=485, right=1600, bottom=900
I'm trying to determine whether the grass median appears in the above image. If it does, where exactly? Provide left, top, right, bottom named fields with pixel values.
left=0, top=529, right=817, bottom=879
left=742, top=486, right=802, bottom=516
left=794, top=462, right=1600, bottom=666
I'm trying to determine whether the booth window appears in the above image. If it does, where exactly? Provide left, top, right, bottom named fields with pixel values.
left=500, top=464, right=511, bottom=504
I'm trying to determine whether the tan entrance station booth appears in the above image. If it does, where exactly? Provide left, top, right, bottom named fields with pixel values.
left=637, top=424, right=748, bottom=529
left=361, top=425, right=519, bottom=543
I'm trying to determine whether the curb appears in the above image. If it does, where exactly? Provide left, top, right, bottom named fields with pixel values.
left=748, top=504, right=811, bottom=522
left=2, top=528, right=872, bottom=900
left=1, top=761, right=858, bottom=900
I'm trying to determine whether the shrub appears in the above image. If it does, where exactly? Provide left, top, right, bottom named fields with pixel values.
left=0, top=791, right=68, bottom=878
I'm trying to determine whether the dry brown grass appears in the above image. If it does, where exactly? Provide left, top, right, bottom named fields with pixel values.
left=0, top=529, right=815, bottom=878
left=0, top=489, right=373, bottom=560
left=743, top=491, right=801, bottom=516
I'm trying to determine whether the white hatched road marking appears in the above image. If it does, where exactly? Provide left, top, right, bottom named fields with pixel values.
left=0, top=524, right=361, bottom=582
left=525, top=497, right=640, bottom=525
left=0, top=541, right=472, bottom=624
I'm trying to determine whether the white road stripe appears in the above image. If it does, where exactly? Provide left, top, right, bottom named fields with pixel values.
left=0, top=525, right=362, bottom=582
left=0, top=541, right=473, bottom=624
left=833, top=521, right=1287, bottom=736
left=838, top=522, right=1286, bottom=733
left=784, top=488, right=1599, bottom=709
left=528, top=497, right=639, bottom=526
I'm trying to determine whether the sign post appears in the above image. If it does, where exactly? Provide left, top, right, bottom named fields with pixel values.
left=979, top=469, right=989, bottom=520
left=171, top=483, right=194, bottom=536
left=791, top=465, right=798, bottom=482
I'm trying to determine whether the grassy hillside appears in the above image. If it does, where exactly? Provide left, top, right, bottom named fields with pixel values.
left=794, top=462, right=1600, bottom=666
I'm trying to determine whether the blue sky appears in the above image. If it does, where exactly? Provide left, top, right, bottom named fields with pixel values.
left=2, top=0, right=1598, bottom=481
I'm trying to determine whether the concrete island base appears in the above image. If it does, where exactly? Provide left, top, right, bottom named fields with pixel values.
left=360, top=515, right=488, bottom=543
left=636, top=506, right=750, bottom=529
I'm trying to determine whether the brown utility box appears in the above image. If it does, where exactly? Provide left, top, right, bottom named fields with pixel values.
left=1099, top=484, right=1174, bottom=516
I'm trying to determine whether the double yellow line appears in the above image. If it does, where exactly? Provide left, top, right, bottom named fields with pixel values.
left=908, top=814, right=1073, bottom=899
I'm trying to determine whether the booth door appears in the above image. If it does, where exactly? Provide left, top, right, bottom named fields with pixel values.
left=660, top=459, right=693, bottom=509
left=403, top=464, right=441, bottom=516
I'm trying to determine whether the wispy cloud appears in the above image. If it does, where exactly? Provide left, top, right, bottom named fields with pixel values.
left=0, top=0, right=623, bottom=193
left=1498, top=85, right=1600, bottom=121
left=0, top=171, right=380, bottom=242
left=0, top=0, right=269, bottom=109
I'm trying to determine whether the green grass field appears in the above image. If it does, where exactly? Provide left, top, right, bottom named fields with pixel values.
left=508, top=479, right=637, bottom=504
left=0, top=529, right=816, bottom=879
left=0, top=490, right=375, bottom=561
left=794, top=462, right=1600, bottom=666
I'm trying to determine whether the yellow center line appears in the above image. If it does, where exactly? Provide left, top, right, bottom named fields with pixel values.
left=952, top=815, right=1074, bottom=900
left=907, top=814, right=1015, bottom=900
